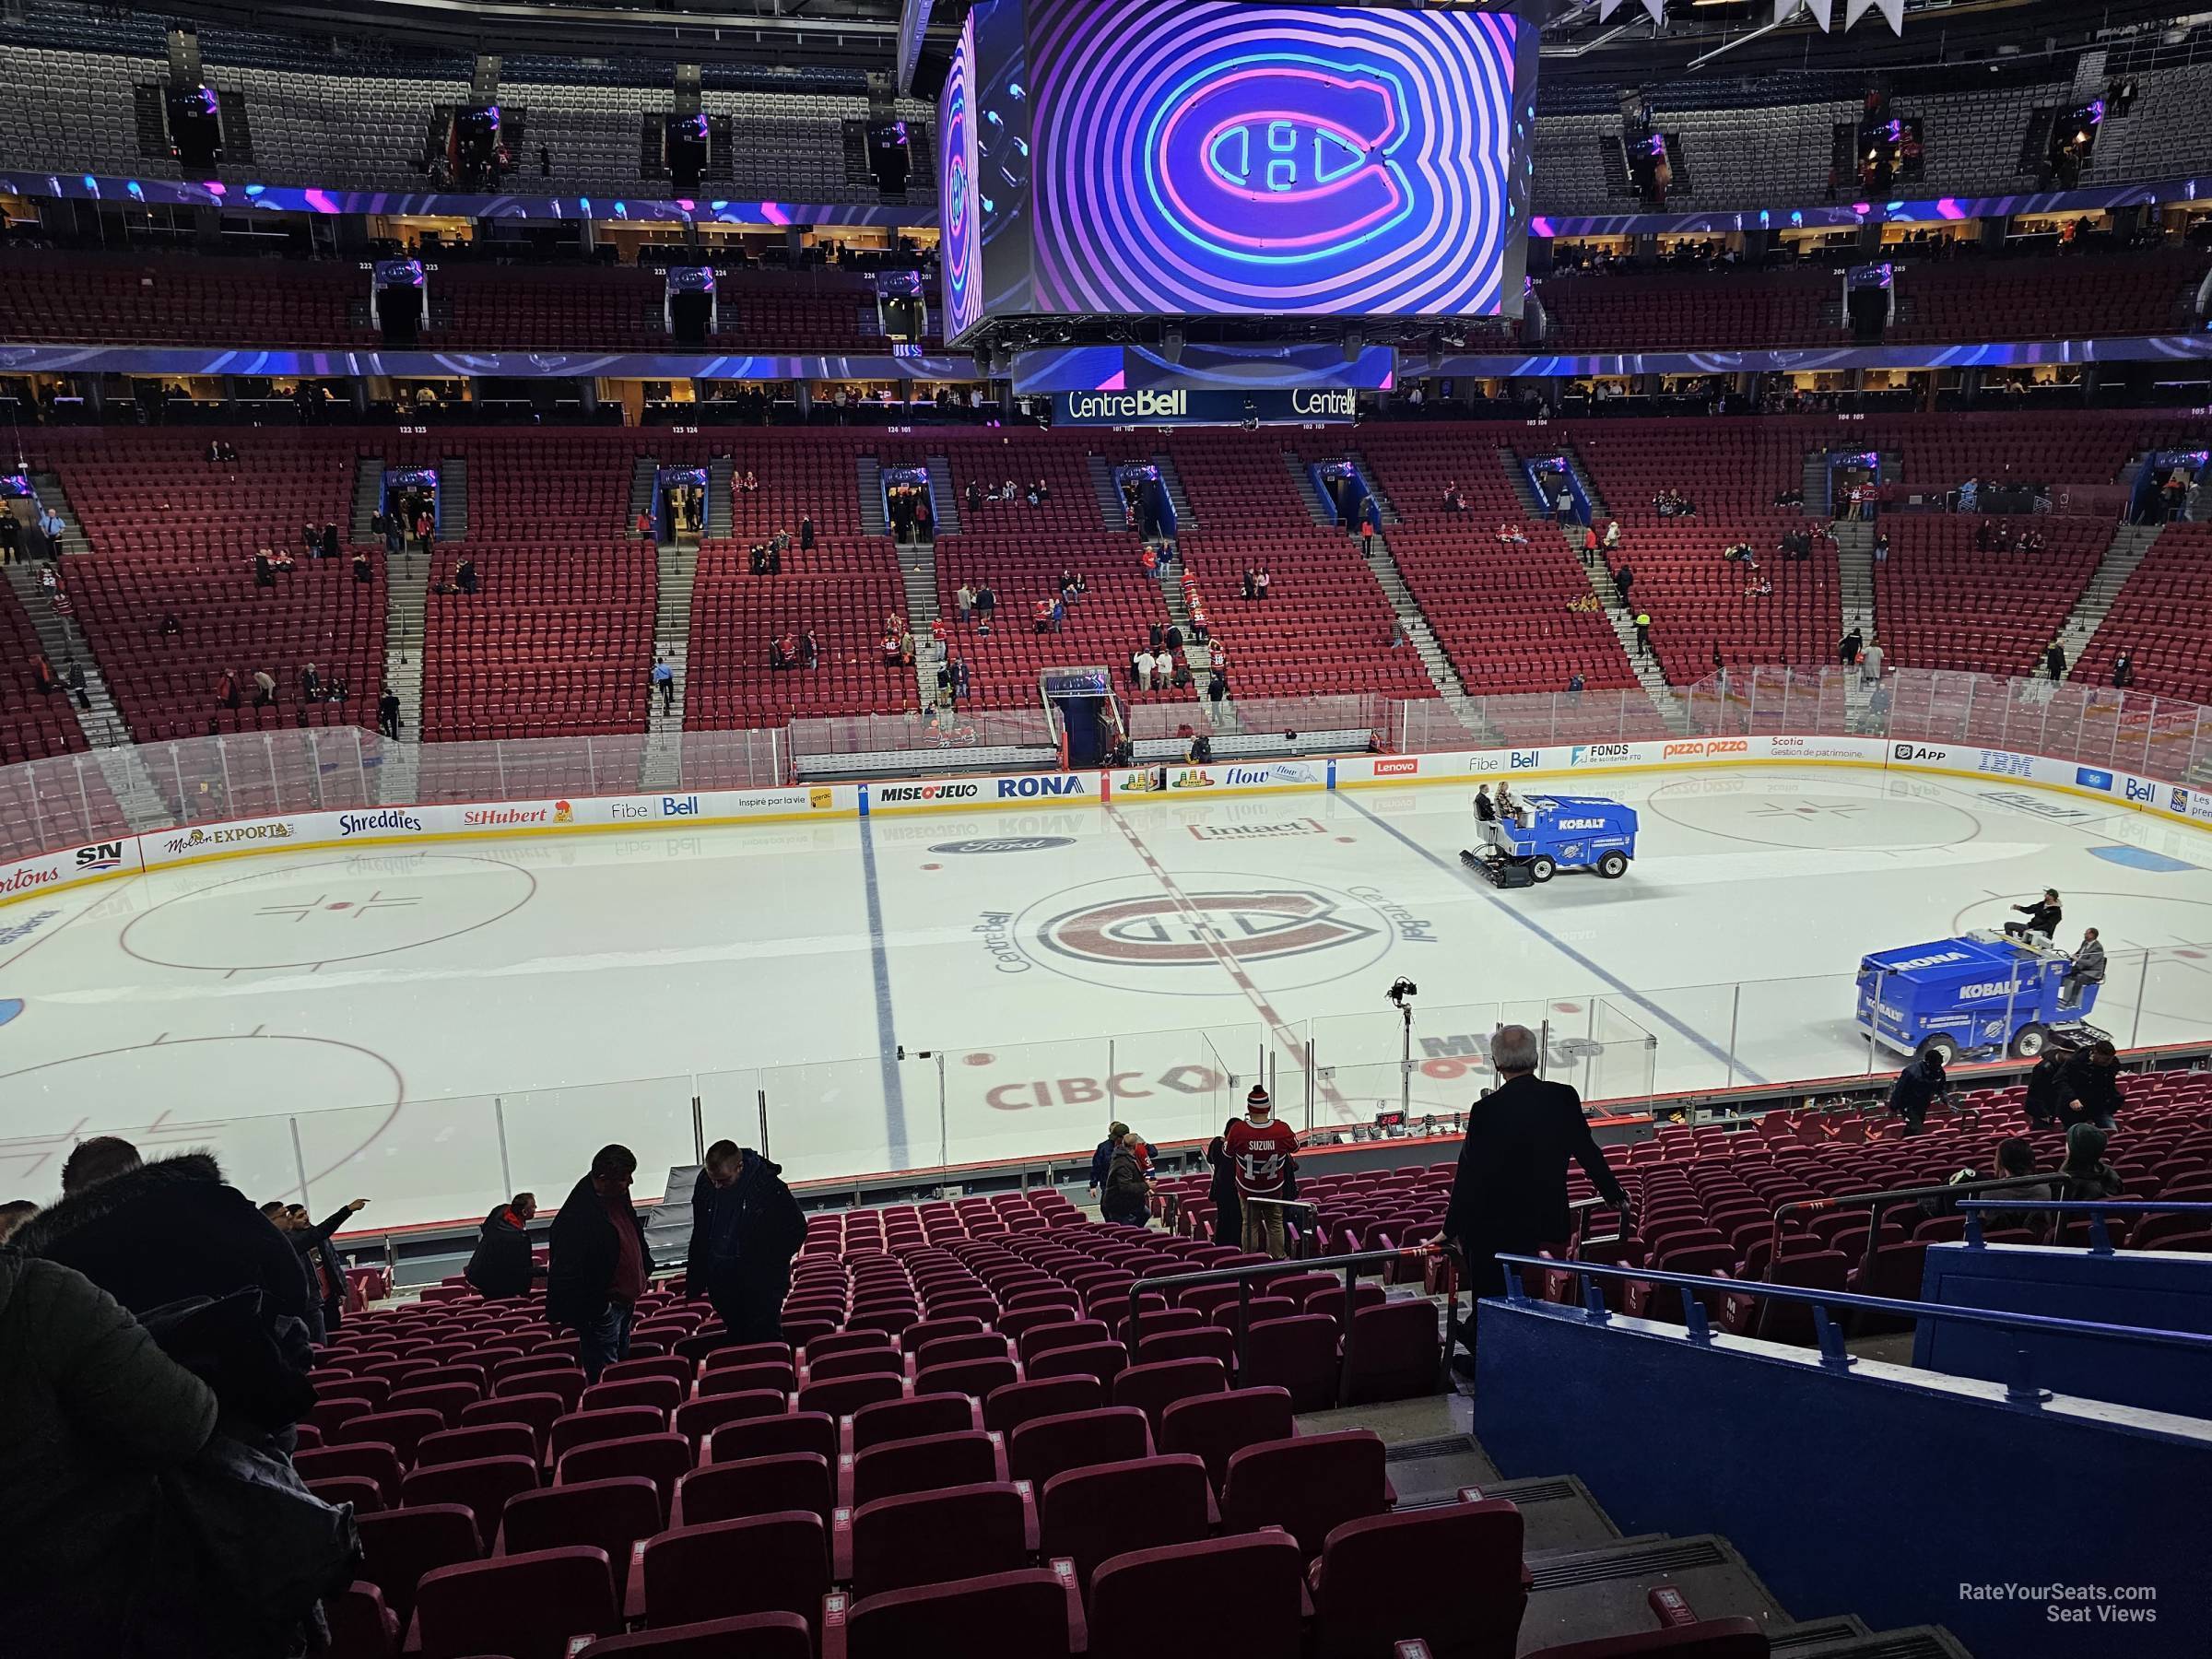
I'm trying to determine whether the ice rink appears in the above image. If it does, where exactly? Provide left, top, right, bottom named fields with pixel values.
left=4, top=765, right=2209, bottom=1227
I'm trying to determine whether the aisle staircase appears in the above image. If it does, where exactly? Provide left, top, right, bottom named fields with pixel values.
left=1149, top=453, right=1198, bottom=532
left=351, top=457, right=385, bottom=542
left=856, top=456, right=888, bottom=536
left=1358, top=531, right=1492, bottom=740
left=26, top=472, right=89, bottom=556
left=705, top=457, right=733, bottom=538
left=1159, top=555, right=1226, bottom=728
left=900, top=537, right=944, bottom=713
left=1339, top=450, right=1400, bottom=525
left=924, top=456, right=963, bottom=535
left=1285, top=453, right=1340, bottom=526
left=628, top=455, right=658, bottom=541
left=2058, top=521, right=2161, bottom=678
left=1087, top=454, right=1125, bottom=535
left=641, top=538, right=700, bottom=790
left=3, top=566, right=142, bottom=765
left=1831, top=519, right=1877, bottom=641
left=376, top=548, right=429, bottom=803
left=1802, top=450, right=1832, bottom=519
left=437, top=457, right=468, bottom=542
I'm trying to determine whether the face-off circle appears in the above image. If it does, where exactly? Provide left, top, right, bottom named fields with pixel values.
left=1644, top=776, right=1978, bottom=852
left=1011, top=870, right=1402, bottom=995
left=124, top=853, right=537, bottom=971
left=0, top=1033, right=404, bottom=1187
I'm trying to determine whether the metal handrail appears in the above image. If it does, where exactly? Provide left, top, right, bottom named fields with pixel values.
left=1959, top=1198, right=2212, bottom=1254
left=1493, top=1251, right=2212, bottom=1403
left=1773, top=1171, right=2059, bottom=1282
left=1130, top=1245, right=1448, bottom=1407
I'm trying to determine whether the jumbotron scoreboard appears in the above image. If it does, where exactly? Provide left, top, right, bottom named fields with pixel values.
left=939, top=0, right=1538, bottom=341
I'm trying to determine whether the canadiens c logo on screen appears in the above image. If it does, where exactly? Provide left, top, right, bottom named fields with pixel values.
left=1151, top=60, right=1412, bottom=257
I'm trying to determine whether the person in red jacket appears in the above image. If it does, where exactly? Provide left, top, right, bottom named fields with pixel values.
left=1224, top=1086, right=1300, bottom=1259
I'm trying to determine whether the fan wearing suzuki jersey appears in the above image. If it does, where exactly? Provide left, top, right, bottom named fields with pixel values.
left=1224, top=1086, right=1300, bottom=1260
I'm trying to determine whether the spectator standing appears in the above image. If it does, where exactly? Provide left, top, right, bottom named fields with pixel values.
left=1088, top=1121, right=1131, bottom=1205
left=2044, top=641, right=2066, bottom=683
left=1887, top=1049, right=1948, bottom=1135
left=956, top=582, right=975, bottom=623
left=464, top=1193, right=538, bottom=1298
left=1840, top=627, right=1863, bottom=665
left=1613, top=564, right=1633, bottom=606
left=1223, top=1087, right=1299, bottom=1259
left=0, top=1252, right=221, bottom=1658
left=13, top=1137, right=310, bottom=1335
left=1859, top=640, right=1884, bottom=687
left=652, top=657, right=676, bottom=714
left=547, top=1144, right=653, bottom=1382
left=1205, top=1135, right=1242, bottom=1249
left=1153, top=646, right=1175, bottom=688
left=64, top=659, right=88, bottom=712
left=1100, top=1132, right=1152, bottom=1228
left=1435, top=1024, right=1627, bottom=1375
left=2023, top=1043, right=2075, bottom=1127
left=799, top=512, right=815, bottom=551
left=2111, top=651, right=2134, bottom=689
left=1134, top=649, right=1154, bottom=691
left=687, top=1140, right=806, bottom=1342
left=1632, top=610, right=1652, bottom=656
left=282, top=1197, right=366, bottom=1341
left=2060, top=1041, right=2124, bottom=1128
left=253, top=668, right=276, bottom=708
left=353, top=549, right=373, bottom=585
left=378, top=688, right=403, bottom=740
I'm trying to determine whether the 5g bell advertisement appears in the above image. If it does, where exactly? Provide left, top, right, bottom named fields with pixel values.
left=1051, top=386, right=1357, bottom=425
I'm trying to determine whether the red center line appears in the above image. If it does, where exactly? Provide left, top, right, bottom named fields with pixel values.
left=1103, top=804, right=1351, bottom=1120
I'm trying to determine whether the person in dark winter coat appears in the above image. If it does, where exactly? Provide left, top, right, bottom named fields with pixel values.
left=686, top=1141, right=807, bottom=1341
left=14, top=1138, right=312, bottom=1331
left=283, top=1198, right=365, bottom=1340
left=464, top=1193, right=539, bottom=1299
left=1100, top=1135, right=1151, bottom=1227
left=1088, top=1120, right=1132, bottom=1205
left=2059, top=1040, right=2125, bottom=1128
left=1206, top=1134, right=1242, bottom=1248
left=2022, top=1043, right=2074, bottom=1127
left=1887, top=1050, right=1949, bottom=1135
left=547, top=1145, right=653, bottom=1382
left=0, top=1250, right=220, bottom=1656
left=2058, top=1123, right=2123, bottom=1203
left=1435, top=1026, right=1627, bottom=1377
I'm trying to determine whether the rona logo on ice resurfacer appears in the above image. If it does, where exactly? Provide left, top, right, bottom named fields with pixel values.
left=1854, top=929, right=2112, bottom=1066
left=1459, top=794, right=1638, bottom=888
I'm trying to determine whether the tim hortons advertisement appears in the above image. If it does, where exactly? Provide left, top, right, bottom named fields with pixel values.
left=0, top=839, right=147, bottom=904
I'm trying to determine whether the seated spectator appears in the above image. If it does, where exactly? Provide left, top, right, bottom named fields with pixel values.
left=2058, top=1123, right=2122, bottom=1200
left=1993, top=1138, right=2054, bottom=1239
left=738, top=470, right=759, bottom=493
left=454, top=557, right=477, bottom=594
left=1744, top=575, right=1771, bottom=597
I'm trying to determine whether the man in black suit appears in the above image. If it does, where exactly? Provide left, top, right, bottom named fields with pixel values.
left=1436, top=1025, right=1630, bottom=1378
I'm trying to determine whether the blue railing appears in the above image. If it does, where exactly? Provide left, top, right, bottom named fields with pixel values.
left=1494, top=1251, right=2212, bottom=1405
left=1959, top=1198, right=2212, bottom=1254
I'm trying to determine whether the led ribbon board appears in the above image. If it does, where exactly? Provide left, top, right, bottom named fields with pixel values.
left=1025, top=0, right=1527, bottom=317
left=937, top=11, right=985, bottom=341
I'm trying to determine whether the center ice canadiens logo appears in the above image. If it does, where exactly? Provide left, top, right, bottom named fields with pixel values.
left=1001, top=872, right=1418, bottom=996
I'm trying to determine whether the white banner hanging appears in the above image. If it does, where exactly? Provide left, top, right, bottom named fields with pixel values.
left=1845, top=0, right=1906, bottom=32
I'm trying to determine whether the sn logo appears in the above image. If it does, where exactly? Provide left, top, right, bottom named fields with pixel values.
left=1153, top=63, right=1409, bottom=255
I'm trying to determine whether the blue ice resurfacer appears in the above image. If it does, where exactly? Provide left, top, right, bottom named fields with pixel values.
left=1854, top=929, right=2110, bottom=1065
left=1461, top=794, right=1638, bottom=887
